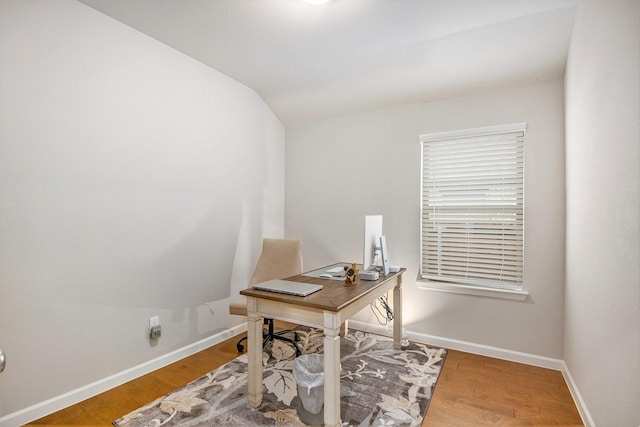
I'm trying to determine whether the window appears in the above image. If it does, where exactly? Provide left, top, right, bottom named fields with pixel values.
left=420, top=123, right=526, bottom=291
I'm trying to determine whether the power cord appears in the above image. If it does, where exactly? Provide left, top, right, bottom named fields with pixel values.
left=370, top=294, right=394, bottom=325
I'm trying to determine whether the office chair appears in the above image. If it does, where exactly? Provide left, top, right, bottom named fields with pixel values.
left=229, top=238, right=303, bottom=356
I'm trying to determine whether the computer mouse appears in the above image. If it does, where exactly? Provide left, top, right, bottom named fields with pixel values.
left=319, top=273, right=333, bottom=278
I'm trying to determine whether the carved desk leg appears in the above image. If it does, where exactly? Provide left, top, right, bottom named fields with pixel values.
left=323, top=311, right=342, bottom=427
left=246, top=297, right=263, bottom=408
left=340, top=319, right=349, bottom=337
left=393, top=273, right=403, bottom=349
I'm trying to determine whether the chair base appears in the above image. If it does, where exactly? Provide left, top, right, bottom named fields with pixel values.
left=236, top=319, right=301, bottom=356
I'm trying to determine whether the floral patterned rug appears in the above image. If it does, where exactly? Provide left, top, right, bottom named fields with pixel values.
left=113, top=327, right=446, bottom=427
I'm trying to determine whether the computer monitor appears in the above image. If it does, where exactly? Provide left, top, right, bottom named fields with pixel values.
left=379, top=235, right=390, bottom=276
left=363, top=215, right=383, bottom=271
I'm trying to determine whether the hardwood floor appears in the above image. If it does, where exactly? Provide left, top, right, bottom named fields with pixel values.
left=423, top=350, right=583, bottom=426
left=28, top=326, right=582, bottom=426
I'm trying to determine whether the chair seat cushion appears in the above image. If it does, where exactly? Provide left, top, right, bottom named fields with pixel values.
left=229, top=298, right=247, bottom=316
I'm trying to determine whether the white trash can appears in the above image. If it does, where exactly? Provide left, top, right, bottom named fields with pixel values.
left=293, top=354, right=325, bottom=423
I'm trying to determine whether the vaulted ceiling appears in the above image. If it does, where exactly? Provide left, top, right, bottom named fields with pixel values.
left=79, top=0, right=578, bottom=125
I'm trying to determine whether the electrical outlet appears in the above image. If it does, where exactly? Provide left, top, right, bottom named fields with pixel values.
left=149, top=316, right=161, bottom=339
left=149, top=316, right=159, bottom=328
left=150, top=325, right=162, bottom=339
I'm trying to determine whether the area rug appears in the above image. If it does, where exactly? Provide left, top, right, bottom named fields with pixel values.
left=113, top=327, right=446, bottom=427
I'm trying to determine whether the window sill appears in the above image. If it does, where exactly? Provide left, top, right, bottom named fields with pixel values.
left=416, top=280, right=529, bottom=301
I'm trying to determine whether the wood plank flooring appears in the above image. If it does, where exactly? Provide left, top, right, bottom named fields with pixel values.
left=28, top=326, right=583, bottom=426
left=423, top=350, right=583, bottom=426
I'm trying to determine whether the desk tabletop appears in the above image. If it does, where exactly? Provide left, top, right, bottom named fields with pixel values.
left=240, top=264, right=405, bottom=313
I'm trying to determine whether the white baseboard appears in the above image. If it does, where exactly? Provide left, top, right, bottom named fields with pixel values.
left=0, top=323, right=247, bottom=427
left=347, top=320, right=565, bottom=370
left=561, top=361, right=596, bottom=427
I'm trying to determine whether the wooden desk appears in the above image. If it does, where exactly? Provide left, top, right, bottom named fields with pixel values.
left=240, top=265, right=405, bottom=427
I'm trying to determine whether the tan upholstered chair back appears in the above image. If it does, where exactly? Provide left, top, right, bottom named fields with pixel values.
left=229, top=238, right=303, bottom=317
left=249, top=238, right=303, bottom=285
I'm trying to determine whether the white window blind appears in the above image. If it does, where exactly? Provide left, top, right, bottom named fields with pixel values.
left=420, top=123, right=526, bottom=290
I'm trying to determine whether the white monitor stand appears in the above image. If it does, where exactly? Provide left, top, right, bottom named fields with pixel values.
left=379, top=235, right=390, bottom=276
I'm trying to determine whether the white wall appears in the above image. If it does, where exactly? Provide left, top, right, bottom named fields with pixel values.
left=286, top=79, right=566, bottom=359
left=0, top=0, right=284, bottom=419
left=564, top=2, right=640, bottom=426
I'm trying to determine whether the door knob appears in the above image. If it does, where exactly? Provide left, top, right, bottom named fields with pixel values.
left=0, top=349, right=5, bottom=373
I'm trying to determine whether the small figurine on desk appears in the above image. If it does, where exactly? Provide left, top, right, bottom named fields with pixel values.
left=344, top=263, right=359, bottom=287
